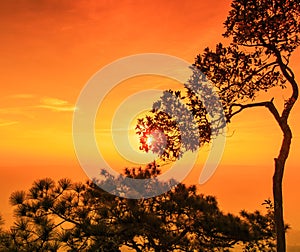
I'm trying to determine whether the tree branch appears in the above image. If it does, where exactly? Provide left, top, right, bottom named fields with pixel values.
left=257, top=42, right=298, bottom=122
left=228, top=99, right=281, bottom=125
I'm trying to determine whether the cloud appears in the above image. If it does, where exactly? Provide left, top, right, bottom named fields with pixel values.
left=40, top=97, right=69, bottom=106
left=0, top=107, right=35, bottom=119
left=0, top=95, right=76, bottom=126
left=38, top=97, right=76, bottom=112
left=96, top=128, right=134, bottom=133
left=37, top=105, right=75, bottom=112
left=0, top=120, right=18, bottom=127
left=7, top=94, right=36, bottom=99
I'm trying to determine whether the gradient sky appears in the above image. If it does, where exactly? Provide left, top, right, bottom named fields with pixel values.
left=1, top=0, right=300, bottom=246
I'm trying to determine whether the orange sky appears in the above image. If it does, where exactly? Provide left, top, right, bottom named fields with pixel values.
left=1, top=0, right=300, bottom=246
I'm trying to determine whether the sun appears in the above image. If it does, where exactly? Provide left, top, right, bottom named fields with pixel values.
left=138, top=128, right=167, bottom=155
left=139, top=131, right=155, bottom=152
left=146, top=135, right=154, bottom=147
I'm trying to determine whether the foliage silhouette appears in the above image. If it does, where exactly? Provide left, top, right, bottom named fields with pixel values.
left=136, top=1, right=299, bottom=251
left=0, top=164, right=276, bottom=251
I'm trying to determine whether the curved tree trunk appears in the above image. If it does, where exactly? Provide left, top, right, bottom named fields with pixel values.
left=273, top=123, right=292, bottom=252
left=271, top=45, right=298, bottom=252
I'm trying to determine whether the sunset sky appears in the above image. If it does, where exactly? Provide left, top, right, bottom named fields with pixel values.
left=1, top=0, right=300, bottom=246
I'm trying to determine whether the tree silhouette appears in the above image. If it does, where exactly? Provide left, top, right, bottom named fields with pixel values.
left=136, top=1, right=299, bottom=251
left=1, top=164, right=276, bottom=251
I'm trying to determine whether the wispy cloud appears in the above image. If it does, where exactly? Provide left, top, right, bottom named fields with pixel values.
left=0, top=94, right=76, bottom=125
left=95, top=128, right=135, bottom=133
left=7, top=94, right=36, bottom=99
left=37, top=97, right=76, bottom=112
left=37, top=104, right=75, bottom=112
left=40, top=97, right=69, bottom=106
left=0, top=120, right=19, bottom=127
left=0, top=107, right=36, bottom=119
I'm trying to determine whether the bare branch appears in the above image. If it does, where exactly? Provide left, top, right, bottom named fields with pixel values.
left=228, top=98, right=281, bottom=125
left=271, top=47, right=299, bottom=121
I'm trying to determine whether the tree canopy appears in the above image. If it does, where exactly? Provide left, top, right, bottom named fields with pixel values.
left=0, top=164, right=276, bottom=252
left=136, top=1, right=299, bottom=251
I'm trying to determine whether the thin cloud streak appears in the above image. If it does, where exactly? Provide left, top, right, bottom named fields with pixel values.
left=36, top=105, right=76, bottom=112
left=96, top=128, right=135, bottom=133
left=7, top=94, right=36, bottom=99
left=0, top=95, right=76, bottom=124
left=0, top=120, right=19, bottom=127
left=38, top=97, right=76, bottom=112
left=40, top=97, right=69, bottom=106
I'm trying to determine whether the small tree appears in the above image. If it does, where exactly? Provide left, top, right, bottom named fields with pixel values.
left=136, top=1, right=299, bottom=251
left=2, top=164, right=275, bottom=251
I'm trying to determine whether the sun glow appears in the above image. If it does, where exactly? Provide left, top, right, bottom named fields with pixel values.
left=146, top=135, right=154, bottom=147
left=138, top=128, right=167, bottom=156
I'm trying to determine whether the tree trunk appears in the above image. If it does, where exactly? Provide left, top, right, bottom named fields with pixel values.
left=273, top=159, right=286, bottom=252
left=273, top=123, right=292, bottom=252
